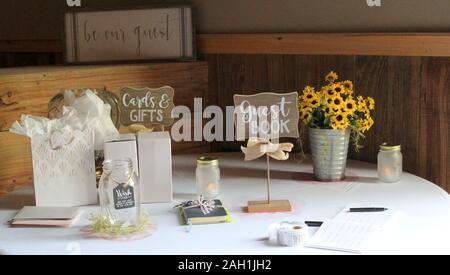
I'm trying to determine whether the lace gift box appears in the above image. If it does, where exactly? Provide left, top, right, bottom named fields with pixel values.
left=30, top=129, right=98, bottom=207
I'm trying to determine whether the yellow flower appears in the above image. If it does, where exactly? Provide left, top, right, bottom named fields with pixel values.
left=333, top=83, right=345, bottom=94
left=325, top=96, right=334, bottom=106
left=331, top=113, right=348, bottom=129
left=300, top=110, right=313, bottom=123
left=322, top=85, right=336, bottom=98
left=331, top=120, right=339, bottom=129
left=330, top=94, right=344, bottom=110
left=342, top=80, right=354, bottom=91
left=298, top=101, right=310, bottom=112
left=339, top=119, right=350, bottom=129
left=367, top=96, right=375, bottom=110
left=356, top=96, right=367, bottom=112
left=357, top=116, right=374, bottom=133
left=303, top=86, right=315, bottom=94
left=343, top=97, right=357, bottom=114
left=302, top=86, right=317, bottom=102
left=325, top=71, right=338, bottom=83
left=322, top=106, right=334, bottom=117
left=309, top=94, right=321, bottom=108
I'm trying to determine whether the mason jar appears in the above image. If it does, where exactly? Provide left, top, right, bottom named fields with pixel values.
left=378, top=144, right=403, bottom=183
left=99, top=158, right=141, bottom=227
left=196, top=157, right=221, bottom=199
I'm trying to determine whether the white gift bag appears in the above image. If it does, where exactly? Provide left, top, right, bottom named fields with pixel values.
left=31, top=129, right=98, bottom=207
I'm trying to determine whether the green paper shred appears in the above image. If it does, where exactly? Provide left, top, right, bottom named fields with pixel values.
left=89, top=212, right=151, bottom=237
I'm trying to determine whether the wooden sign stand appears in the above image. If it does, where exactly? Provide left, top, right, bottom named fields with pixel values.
left=247, top=155, right=292, bottom=213
left=234, top=92, right=298, bottom=214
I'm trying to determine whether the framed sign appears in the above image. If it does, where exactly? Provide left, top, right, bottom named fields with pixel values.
left=234, top=92, right=300, bottom=140
left=119, top=86, right=175, bottom=128
left=64, top=6, right=195, bottom=64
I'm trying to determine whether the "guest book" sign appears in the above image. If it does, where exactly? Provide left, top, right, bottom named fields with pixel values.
left=119, top=86, right=175, bottom=127
left=234, top=92, right=300, bottom=140
left=64, top=6, right=194, bottom=63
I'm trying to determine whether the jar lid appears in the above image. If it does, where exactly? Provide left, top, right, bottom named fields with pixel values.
left=197, top=156, right=219, bottom=165
left=380, top=143, right=401, bottom=151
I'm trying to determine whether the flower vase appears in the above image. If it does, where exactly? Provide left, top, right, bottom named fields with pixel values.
left=309, top=128, right=350, bottom=181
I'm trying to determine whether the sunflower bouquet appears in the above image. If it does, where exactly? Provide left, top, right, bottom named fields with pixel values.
left=298, top=71, right=375, bottom=151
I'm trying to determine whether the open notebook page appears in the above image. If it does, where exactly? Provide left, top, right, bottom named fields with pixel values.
left=305, top=207, right=397, bottom=254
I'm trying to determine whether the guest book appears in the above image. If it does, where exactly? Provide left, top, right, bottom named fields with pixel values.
left=305, top=207, right=397, bottom=254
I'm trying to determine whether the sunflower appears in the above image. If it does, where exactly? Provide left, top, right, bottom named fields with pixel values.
left=303, top=85, right=315, bottom=94
left=332, top=113, right=345, bottom=124
left=339, top=119, right=350, bottom=129
left=325, top=96, right=334, bottom=106
left=342, top=80, right=354, bottom=91
left=302, top=87, right=317, bottom=102
left=343, top=97, right=357, bottom=114
left=325, top=71, right=338, bottom=83
left=331, top=113, right=349, bottom=129
left=300, top=110, right=313, bottom=123
left=322, top=85, right=336, bottom=98
left=367, top=96, right=375, bottom=110
left=356, top=96, right=367, bottom=112
left=322, top=106, right=334, bottom=117
left=309, top=94, right=321, bottom=108
left=333, top=83, right=345, bottom=94
left=330, top=94, right=344, bottom=109
left=356, top=96, right=366, bottom=105
left=298, top=101, right=310, bottom=112
left=331, top=120, right=339, bottom=130
left=357, top=116, right=374, bottom=133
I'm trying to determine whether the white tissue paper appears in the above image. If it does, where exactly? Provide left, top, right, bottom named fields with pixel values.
left=9, top=90, right=120, bottom=207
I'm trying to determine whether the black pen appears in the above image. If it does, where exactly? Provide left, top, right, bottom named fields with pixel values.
left=305, top=221, right=323, bottom=227
left=349, top=207, right=388, bottom=212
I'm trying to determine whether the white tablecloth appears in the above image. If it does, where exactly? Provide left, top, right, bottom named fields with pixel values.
left=1, top=153, right=449, bottom=255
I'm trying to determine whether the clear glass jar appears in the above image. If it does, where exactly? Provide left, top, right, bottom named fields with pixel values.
left=99, top=158, right=141, bottom=226
left=378, top=144, right=403, bottom=183
left=196, top=157, right=221, bottom=199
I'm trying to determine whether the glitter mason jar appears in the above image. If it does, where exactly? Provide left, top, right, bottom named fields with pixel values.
left=196, top=157, right=221, bottom=199
left=99, top=159, right=141, bottom=226
left=378, top=144, right=403, bottom=183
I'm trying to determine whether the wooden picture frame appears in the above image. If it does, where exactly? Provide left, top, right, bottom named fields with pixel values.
left=63, top=5, right=196, bottom=64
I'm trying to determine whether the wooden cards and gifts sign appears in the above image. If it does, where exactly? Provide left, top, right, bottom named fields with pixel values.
left=64, top=6, right=195, bottom=63
left=234, top=92, right=300, bottom=140
left=119, top=86, right=175, bottom=127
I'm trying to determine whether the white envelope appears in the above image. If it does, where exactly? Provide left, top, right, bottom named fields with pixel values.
left=30, top=129, right=98, bottom=207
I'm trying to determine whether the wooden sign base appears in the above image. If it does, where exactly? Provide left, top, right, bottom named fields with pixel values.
left=247, top=200, right=292, bottom=213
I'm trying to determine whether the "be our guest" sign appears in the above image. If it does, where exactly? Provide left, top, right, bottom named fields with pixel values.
left=119, top=86, right=175, bottom=127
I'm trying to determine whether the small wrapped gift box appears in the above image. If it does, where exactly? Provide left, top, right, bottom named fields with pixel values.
left=104, top=132, right=173, bottom=204
left=104, top=134, right=139, bottom=175
left=138, top=132, right=173, bottom=203
left=31, top=129, right=98, bottom=207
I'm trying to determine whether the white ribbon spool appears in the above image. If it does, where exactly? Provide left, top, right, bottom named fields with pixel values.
left=269, top=221, right=309, bottom=247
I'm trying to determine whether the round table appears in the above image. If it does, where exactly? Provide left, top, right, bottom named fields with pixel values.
left=0, top=153, right=449, bottom=255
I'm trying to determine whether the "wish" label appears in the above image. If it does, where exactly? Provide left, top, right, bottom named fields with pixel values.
left=113, top=185, right=136, bottom=210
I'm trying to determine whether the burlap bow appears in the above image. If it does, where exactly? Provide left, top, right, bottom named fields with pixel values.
left=241, top=137, right=294, bottom=161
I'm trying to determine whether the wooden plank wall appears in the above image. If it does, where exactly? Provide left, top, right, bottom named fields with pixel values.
left=0, top=62, right=210, bottom=195
left=0, top=34, right=449, bottom=194
left=204, top=54, right=449, bottom=192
